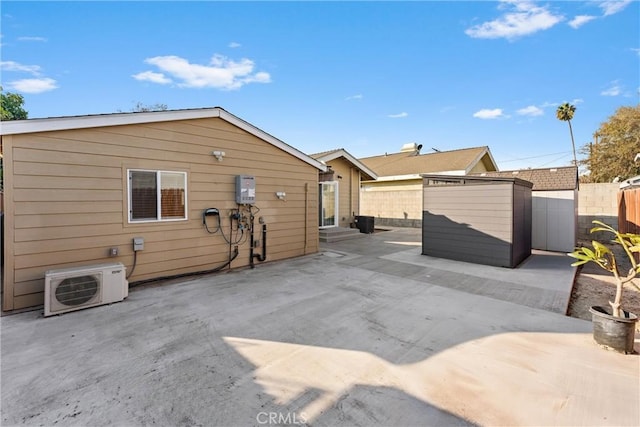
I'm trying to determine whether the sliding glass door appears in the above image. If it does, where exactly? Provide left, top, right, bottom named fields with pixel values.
left=319, top=181, right=338, bottom=228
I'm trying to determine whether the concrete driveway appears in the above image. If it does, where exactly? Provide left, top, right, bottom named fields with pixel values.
left=1, top=228, right=638, bottom=426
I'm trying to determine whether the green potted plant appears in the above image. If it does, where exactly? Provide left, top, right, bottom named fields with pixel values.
left=569, top=221, right=640, bottom=354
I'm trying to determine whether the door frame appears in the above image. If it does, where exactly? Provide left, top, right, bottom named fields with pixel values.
left=319, top=181, right=339, bottom=228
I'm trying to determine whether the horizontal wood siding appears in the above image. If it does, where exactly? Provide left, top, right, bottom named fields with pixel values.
left=422, top=183, right=514, bottom=267
left=3, top=118, right=319, bottom=311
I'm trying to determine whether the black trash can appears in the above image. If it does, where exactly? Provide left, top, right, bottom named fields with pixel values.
left=354, top=215, right=374, bottom=234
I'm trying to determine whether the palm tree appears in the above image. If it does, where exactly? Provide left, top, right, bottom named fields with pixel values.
left=556, top=102, right=577, bottom=166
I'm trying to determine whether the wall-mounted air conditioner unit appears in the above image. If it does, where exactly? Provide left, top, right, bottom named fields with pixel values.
left=44, top=263, right=128, bottom=317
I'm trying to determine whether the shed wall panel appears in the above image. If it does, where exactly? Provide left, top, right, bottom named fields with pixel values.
left=512, top=184, right=532, bottom=266
left=422, top=183, right=514, bottom=266
left=422, top=180, right=532, bottom=268
left=532, top=190, right=576, bottom=252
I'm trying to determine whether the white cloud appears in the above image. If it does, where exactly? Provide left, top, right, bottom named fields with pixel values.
left=345, top=94, right=363, bottom=101
left=137, top=54, right=271, bottom=90
left=228, top=42, right=241, bottom=48
left=598, top=0, right=632, bottom=16
left=132, top=70, right=172, bottom=84
left=631, top=48, right=640, bottom=56
left=465, top=1, right=563, bottom=40
left=517, top=105, right=543, bottom=116
left=17, top=36, right=47, bottom=42
left=601, top=81, right=622, bottom=96
left=6, top=77, right=58, bottom=94
left=473, top=108, right=506, bottom=119
left=571, top=98, right=584, bottom=105
left=1, top=60, right=42, bottom=76
left=568, top=15, right=596, bottom=29
left=388, top=112, right=408, bottom=118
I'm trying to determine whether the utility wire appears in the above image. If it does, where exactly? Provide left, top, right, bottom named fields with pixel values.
left=499, top=151, right=572, bottom=163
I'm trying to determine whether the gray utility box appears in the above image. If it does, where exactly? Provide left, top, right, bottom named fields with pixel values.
left=421, top=175, right=533, bottom=268
left=236, top=175, right=256, bottom=205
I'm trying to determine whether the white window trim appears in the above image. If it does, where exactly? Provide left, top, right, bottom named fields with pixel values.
left=127, top=169, right=188, bottom=223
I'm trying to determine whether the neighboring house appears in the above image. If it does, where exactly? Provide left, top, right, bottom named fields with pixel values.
left=311, top=149, right=377, bottom=229
left=474, top=166, right=578, bottom=252
left=0, top=108, right=326, bottom=312
left=359, top=144, right=498, bottom=227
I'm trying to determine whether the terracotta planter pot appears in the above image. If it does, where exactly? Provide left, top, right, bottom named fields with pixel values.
left=589, top=306, right=638, bottom=354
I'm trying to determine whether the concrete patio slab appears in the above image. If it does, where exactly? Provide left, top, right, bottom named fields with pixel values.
left=1, top=228, right=638, bottom=426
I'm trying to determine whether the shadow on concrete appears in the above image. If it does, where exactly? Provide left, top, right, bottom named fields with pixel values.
left=422, top=211, right=530, bottom=268
left=1, top=228, right=638, bottom=426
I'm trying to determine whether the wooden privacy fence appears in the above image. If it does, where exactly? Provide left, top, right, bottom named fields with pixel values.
left=618, top=188, right=639, bottom=234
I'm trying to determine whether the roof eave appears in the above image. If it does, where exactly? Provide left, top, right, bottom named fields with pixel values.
left=1, top=108, right=326, bottom=171
left=464, top=147, right=498, bottom=174
left=314, top=149, right=377, bottom=179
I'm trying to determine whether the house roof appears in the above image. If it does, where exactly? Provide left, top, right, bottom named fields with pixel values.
left=359, top=146, right=497, bottom=181
left=473, top=166, right=578, bottom=191
left=0, top=107, right=326, bottom=171
left=310, top=148, right=378, bottom=181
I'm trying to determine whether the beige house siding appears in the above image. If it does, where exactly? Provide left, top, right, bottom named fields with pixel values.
left=468, top=161, right=490, bottom=174
left=324, top=157, right=362, bottom=227
left=2, top=117, right=319, bottom=311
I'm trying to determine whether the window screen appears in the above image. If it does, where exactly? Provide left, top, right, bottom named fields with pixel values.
left=129, top=170, right=187, bottom=222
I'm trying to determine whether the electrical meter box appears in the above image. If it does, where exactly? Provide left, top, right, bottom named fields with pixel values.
left=236, top=175, right=256, bottom=205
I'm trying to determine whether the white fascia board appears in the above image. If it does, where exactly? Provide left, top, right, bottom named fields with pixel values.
left=218, top=109, right=326, bottom=171
left=363, top=174, right=422, bottom=183
left=0, top=107, right=326, bottom=171
left=465, top=147, right=499, bottom=173
left=315, top=149, right=378, bottom=179
left=0, top=108, right=223, bottom=135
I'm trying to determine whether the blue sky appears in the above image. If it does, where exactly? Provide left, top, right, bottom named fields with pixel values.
left=1, top=1, right=638, bottom=170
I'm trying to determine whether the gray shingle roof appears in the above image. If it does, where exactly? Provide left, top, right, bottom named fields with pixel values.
left=474, top=166, right=578, bottom=190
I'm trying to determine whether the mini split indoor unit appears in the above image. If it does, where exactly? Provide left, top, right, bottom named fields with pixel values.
left=44, top=263, right=128, bottom=316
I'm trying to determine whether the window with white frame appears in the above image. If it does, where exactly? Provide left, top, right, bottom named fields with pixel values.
left=128, top=169, right=187, bottom=222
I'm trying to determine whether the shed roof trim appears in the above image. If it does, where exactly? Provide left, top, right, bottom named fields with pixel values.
left=0, top=107, right=326, bottom=171
left=421, top=174, right=534, bottom=188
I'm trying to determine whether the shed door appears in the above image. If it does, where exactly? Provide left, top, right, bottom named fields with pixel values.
left=532, top=191, right=575, bottom=252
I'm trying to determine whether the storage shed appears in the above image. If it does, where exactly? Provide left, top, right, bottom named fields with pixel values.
left=422, top=175, right=533, bottom=268
left=474, top=166, right=578, bottom=252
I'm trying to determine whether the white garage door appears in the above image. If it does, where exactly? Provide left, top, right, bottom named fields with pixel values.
left=532, top=191, right=576, bottom=252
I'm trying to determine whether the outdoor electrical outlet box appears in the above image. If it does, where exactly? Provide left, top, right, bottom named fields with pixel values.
left=236, top=175, right=256, bottom=205
left=109, top=247, right=119, bottom=257
left=133, top=237, right=144, bottom=251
